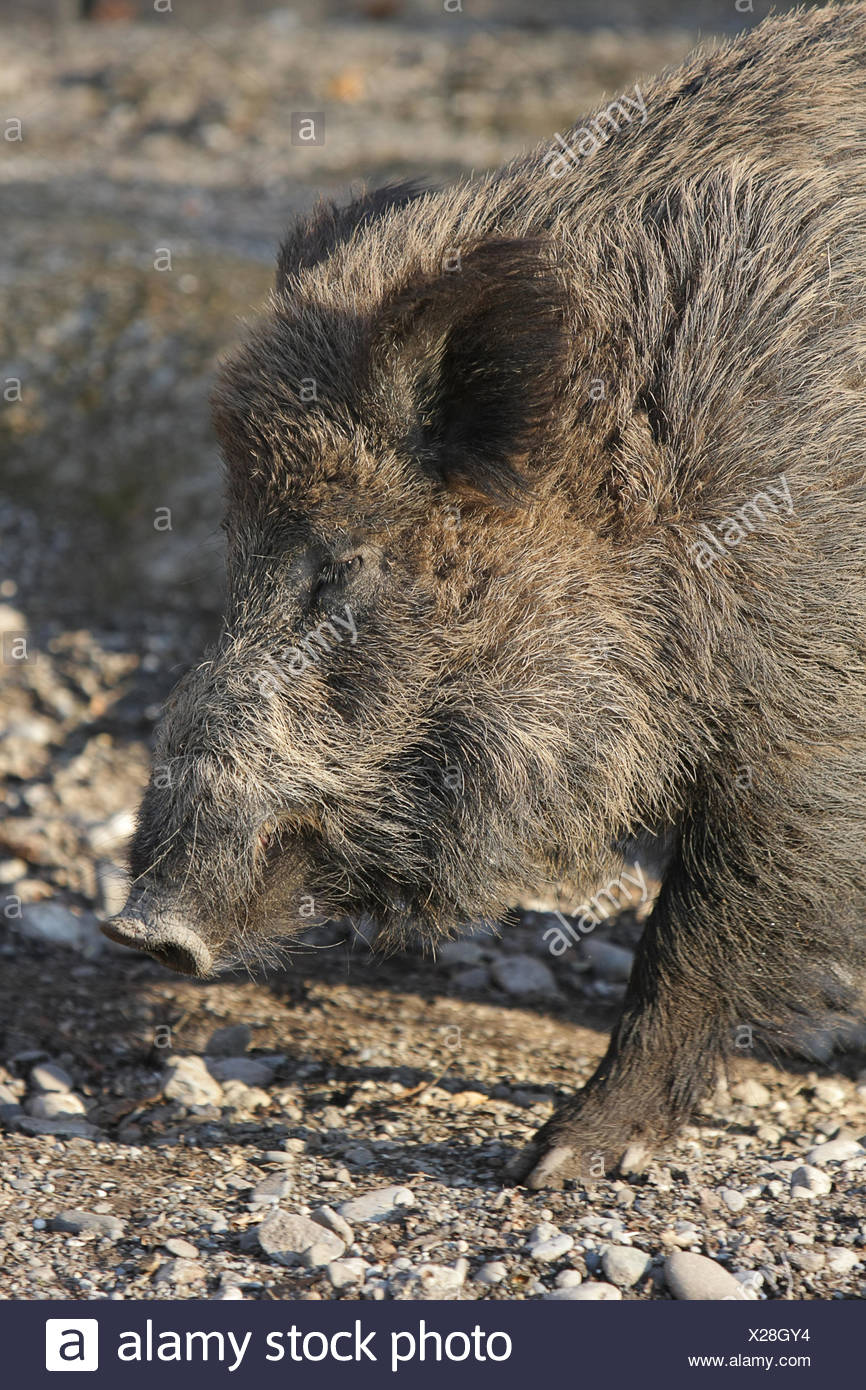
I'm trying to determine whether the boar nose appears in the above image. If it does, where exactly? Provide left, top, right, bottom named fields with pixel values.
left=100, top=892, right=214, bottom=978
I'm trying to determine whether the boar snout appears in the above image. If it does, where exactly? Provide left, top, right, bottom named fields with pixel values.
left=101, top=889, right=214, bottom=978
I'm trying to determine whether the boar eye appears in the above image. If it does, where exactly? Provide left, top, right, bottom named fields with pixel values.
left=311, top=553, right=363, bottom=602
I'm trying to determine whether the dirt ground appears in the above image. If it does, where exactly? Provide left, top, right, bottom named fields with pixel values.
left=1, top=3, right=864, bottom=1302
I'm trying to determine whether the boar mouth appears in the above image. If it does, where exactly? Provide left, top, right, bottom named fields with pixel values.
left=100, top=905, right=214, bottom=978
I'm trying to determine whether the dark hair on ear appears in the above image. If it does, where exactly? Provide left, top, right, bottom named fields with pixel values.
left=372, top=237, right=569, bottom=504
left=277, top=180, right=431, bottom=284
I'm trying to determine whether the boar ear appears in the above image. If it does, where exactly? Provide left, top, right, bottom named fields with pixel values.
left=277, top=180, right=430, bottom=283
left=374, top=238, right=568, bottom=503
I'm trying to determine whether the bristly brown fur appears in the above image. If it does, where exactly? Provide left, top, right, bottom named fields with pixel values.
left=122, top=3, right=866, bottom=1187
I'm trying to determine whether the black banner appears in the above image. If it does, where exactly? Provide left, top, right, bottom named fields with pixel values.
left=6, top=1297, right=859, bottom=1387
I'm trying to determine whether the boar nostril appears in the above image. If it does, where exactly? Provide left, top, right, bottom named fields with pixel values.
left=100, top=910, right=213, bottom=977
left=148, top=940, right=201, bottom=977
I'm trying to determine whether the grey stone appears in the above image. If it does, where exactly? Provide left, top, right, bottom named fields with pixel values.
left=437, top=940, right=486, bottom=966
left=526, top=1222, right=574, bottom=1262
left=164, top=1238, right=199, bottom=1259
left=220, top=1081, right=270, bottom=1111
left=665, top=1252, right=742, bottom=1300
left=163, top=1055, right=224, bottom=1107
left=732, top=1271, right=763, bottom=1298
left=812, top=1078, right=848, bottom=1106
left=491, top=954, right=559, bottom=998
left=791, top=1164, right=832, bottom=1197
left=248, top=1172, right=294, bottom=1208
left=257, top=1210, right=345, bottom=1267
left=475, top=1261, right=508, bottom=1285
left=731, top=1079, right=771, bottom=1108
left=555, top=1268, right=584, bottom=1288
left=601, top=1245, right=651, bottom=1287
left=805, top=1136, right=864, bottom=1165
left=401, top=1261, right=467, bottom=1299
left=452, top=966, right=490, bottom=991
left=789, top=1250, right=825, bottom=1272
left=49, top=1210, right=125, bottom=1240
left=342, top=1145, right=375, bottom=1167
left=311, top=1204, right=354, bottom=1245
left=338, top=1186, right=415, bottom=1224
left=0, top=857, right=28, bottom=883
left=205, top=1023, right=252, bottom=1056
left=327, top=1257, right=368, bottom=1289
left=581, top=938, right=634, bottom=981
left=18, top=1114, right=99, bottom=1140
left=18, top=902, right=100, bottom=954
left=826, top=1248, right=860, bottom=1275
left=720, top=1188, right=748, bottom=1213
left=207, top=1056, right=280, bottom=1086
left=27, top=1091, right=87, bottom=1119
left=30, top=1062, right=73, bottom=1093
left=153, top=1258, right=206, bottom=1285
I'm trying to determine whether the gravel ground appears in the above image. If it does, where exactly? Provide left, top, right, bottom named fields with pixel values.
left=1, top=613, right=865, bottom=1303
left=1, top=6, right=865, bottom=1302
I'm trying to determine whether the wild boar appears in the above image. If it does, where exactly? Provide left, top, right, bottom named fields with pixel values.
left=104, top=3, right=866, bottom=1188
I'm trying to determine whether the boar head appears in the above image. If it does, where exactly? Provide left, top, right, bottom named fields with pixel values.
left=103, top=187, right=659, bottom=976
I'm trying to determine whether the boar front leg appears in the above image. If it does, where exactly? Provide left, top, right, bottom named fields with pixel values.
left=514, top=844, right=737, bottom=1189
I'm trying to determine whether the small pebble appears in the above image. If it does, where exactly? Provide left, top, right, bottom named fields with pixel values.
left=452, top=966, right=490, bottom=991
left=526, top=1222, right=574, bottom=1262
left=17, top=1114, right=99, bottom=1140
left=581, top=938, right=634, bottom=981
left=491, top=954, right=559, bottom=998
left=248, top=1172, right=293, bottom=1208
left=812, top=1078, right=848, bottom=1106
left=164, top=1238, right=199, bottom=1259
left=338, top=1186, right=415, bottom=1224
left=601, top=1245, right=651, bottom=1287
left=30, top=1062, right=73, bottom=1094
left=205, top=1023, right=252, bottom=1055
left=153, top=1258, right=206, bottom=1286
left=732, top=1079, right=771, bottom=1108
left=162, top=1056, right=223, bottom=1108
left=257, top=1210, right=345, bottom=1267
left=790, top=1164, right=832, bottom=1197
left=826, top=1248, right=860, bottom=1275
left=437, top=940, right=486, bottom=966
left=327, top=1258, right=368, bottom=1290
left=342, top=1146, right=375, bottom=1167
left=720, top=1188, right=747, bottom=1214
left=49, top=1210, right=125, bottom=1241
left=805, top=1136, right=864, bottom=1166
left=665, top=1251, right=742, bottom=1300
left=311, top=1205, right=354, bottom=1245
left=207, top=1056, right=281, bottom=1086
left=26, top=1092, right=87, bottom=1119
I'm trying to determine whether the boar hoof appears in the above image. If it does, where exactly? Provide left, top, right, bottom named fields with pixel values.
left=510, top=1112, right=657, bottom=1189
left=619, top=1141, right=651, bottom=1176
left=523, top=1144, right=577, bottom=1190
